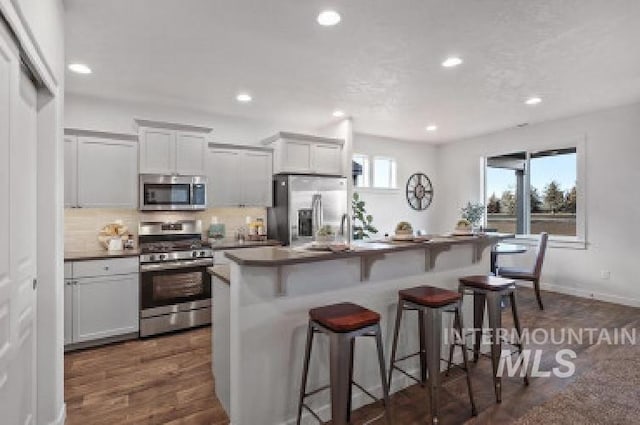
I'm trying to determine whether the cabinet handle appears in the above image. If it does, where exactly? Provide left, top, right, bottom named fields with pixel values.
left=104, top=266, right=110, bottom=271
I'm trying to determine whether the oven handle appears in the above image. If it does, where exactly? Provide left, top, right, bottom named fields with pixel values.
left=140, top=258, right=214, bottom=272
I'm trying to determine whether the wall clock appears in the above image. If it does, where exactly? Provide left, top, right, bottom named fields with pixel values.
left=406, top=173, right=433, bottom=210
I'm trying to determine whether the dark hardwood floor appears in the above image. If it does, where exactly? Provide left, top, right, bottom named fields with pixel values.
left=64, top=288, right=639, bottom=424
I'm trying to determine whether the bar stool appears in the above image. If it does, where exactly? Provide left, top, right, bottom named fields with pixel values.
left=456, top=275, right=529, bottom=403
left=296, top=302, right=390, bottom=425
left=388, top=286, right=476, bottom=425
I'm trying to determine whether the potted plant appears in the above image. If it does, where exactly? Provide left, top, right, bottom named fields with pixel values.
left=315, top=225, right=335, bottom=244
left=352, top=192, right=378, bottom=240
left=460, top=202, right=485, bottom=232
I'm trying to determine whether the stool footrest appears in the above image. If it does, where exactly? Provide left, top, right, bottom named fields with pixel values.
left=390, top=365, right=423, bottom=385
left=301, top=403, right=324, bottom=424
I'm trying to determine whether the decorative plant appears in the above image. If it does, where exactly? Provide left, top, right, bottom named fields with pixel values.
left=352, top=192, right=378, bottom=240
left=460, top=202, right=485, bottom=227
left=316, top=224, right=334, bottom=237
left=395, top=221, right=413, bottom=233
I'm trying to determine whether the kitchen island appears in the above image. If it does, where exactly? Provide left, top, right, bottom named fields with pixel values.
left=214, top=234, right=512, bottom=425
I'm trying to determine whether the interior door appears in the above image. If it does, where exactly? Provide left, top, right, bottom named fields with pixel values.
left=0, top=23, right=38, bottom=425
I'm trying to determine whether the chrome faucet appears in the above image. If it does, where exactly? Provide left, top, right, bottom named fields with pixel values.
left=340, top=213, right=352, bottom=244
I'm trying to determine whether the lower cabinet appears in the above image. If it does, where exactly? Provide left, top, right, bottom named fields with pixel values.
left=65, top=258, right=139, bottom=348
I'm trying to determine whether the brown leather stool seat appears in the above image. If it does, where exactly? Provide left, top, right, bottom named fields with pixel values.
left=309, top=302, right=380, bottom=333
left=399, top=286, right=462, bottom=307
left=459, top=275, right=515, bottom=291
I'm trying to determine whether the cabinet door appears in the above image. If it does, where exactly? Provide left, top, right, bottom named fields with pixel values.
left=64, top=280, right=73, bottom=345
left=241, top=151, right=272, bottom=207
left=64, top=136, right=78, bottom=207
left=176, top=131, right=206, bottom=175
left=312, top=143, right=342, bottom=175
left=139, top=127, right=175, bottom=174
left=77, top=137, right=138, bottom=208
left=207, top=148, right=242, bottom=207
left=283, top=140, right=312, bottom=173
left=72, top=274, right=139, bottom=343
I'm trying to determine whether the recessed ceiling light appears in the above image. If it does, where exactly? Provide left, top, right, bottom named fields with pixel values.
left=236, top=93, right=252, bottom=103
left=68, top=63, right=92, bottom=74
left=426, top=125, right=438, bottom=132
left=317, top=10, right=341, bottom=26
left=525, top=97, right=542, bottom=105
left=441, top=57, right=463, bottom=68
left=333, top=110, right=345, bottom=118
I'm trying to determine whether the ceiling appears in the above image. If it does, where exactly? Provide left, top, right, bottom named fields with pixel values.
left=65, top=0, right=640, bottom=143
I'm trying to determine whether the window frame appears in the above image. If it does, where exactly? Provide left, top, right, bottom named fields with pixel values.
left=481, top=136, right=586, bottom=249
left=372, top=156, right=398, bottom=190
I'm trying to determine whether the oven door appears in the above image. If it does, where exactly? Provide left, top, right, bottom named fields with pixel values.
left=140, top=261, right=212, bottom=317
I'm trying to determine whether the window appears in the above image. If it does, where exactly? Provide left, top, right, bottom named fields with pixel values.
left=485, top=147, right=578, bottom=237
left=352, top=154, right=370, bottom=188
left=352, top=154, right=397, bottom=189
left=373, top=157, right=397, bottom=189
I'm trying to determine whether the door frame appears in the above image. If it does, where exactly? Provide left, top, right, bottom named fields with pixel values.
left=0, top=3, right=65, bottom=425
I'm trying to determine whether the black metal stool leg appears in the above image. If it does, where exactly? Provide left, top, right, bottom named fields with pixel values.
left=473, top=292, right=486, bottom=362
left=418, top=309, right=427, bottom=384
left=510, top=290, right=529, bottom=386
left=424, top=307, right=442, bottom=425
left=486, top=291, right=503, bottom=403
left=329, top=331, right=353, bottom=425
left=445, top=310, right=459, bottom=376
left=456, top=305, right=477, bottom=416
left=374, top=324, right=392, bottom=424
left=297, top=321, right=315, bottom=425
left=346, top=338, right=355, bottom=423
left=388, top=300, right=404, bottom=389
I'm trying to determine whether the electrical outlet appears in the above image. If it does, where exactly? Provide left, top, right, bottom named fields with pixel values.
left=600, top=270, right=611, bottom=280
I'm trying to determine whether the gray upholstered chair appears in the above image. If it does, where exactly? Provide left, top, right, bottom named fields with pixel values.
left=497, top=232, right=549, bottom=310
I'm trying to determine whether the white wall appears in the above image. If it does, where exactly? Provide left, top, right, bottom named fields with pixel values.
left=353, top=133, right=439, bottom=237
left=65, top=93, right=311, bottom=145
left=435, top=101, right=640, bottom=307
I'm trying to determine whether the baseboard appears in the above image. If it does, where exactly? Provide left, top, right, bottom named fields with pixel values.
left=519, top=281, right=640, bottom=308
left=44, top=403, right=66, bottom=425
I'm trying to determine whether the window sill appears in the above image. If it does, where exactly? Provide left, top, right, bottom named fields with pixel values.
left=506, top=234, right=587, bottom=250
left=354, top=187, right=401, bottom=194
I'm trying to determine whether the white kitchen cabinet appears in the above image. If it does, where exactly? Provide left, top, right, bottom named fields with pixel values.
left=263, top=132, right=344, bottom=176
left=65, top=257, right=139, bottom=348
left=312, top=143, right=342, bottom=175
left=64, top=136, right=78, bottom=208
left=138, top=122, right=210, bottom=175
left=241, top=150, right=273, bottom=206
left=139, top=127, right=175, bottom=174
left=72, top=273, right=139, bottom=343
left=206, top=145, right=272, bottom=207
left=77, top=137, right=138, bottom=208
left=176, top=131, right=206, bottom=175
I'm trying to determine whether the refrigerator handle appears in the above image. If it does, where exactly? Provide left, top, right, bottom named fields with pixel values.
left=312, top=193, right=323, bottom=239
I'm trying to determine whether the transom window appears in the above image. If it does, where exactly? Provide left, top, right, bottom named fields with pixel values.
left=352, top=154, right=397, bottom=189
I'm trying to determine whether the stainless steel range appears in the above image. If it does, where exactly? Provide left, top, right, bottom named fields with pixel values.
left=138, top=220, right=213, bottom=337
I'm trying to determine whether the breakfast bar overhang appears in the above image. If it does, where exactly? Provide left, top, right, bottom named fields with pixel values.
left=213, top=234, right=512, bottom=425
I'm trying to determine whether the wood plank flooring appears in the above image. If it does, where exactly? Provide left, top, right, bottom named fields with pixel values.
left=64, top=288, right=639, bottom=424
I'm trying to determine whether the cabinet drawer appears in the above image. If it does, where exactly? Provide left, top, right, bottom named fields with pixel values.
left=72, top=257, right=139, bottom=278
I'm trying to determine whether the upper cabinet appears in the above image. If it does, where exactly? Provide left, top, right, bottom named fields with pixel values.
left=206, top=145, right=273, bottom=207
left=64, top=132, right=138, bottom=208
left=262, top=132, right=344, bottom=176
left=137, top=120, right=211, bottom=175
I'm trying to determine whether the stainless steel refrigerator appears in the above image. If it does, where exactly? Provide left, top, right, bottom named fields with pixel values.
left=267, top=174, right=349, bottom=247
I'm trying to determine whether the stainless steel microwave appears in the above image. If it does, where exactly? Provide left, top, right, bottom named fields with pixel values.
left=139, top=174, right=207, bottom=211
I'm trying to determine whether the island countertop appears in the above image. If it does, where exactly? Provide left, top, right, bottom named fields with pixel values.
left=224, top=233, right=513, bottom=266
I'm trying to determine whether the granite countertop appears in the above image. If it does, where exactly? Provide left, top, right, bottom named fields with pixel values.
left=207, top=239, right=281, bottom=251
left=64, top=249, right=141, bottom=262
left=208, top=265, right=230, bottom=284
left=64, top=240, right=281, bottom=262
left=224, top=233, right=514, bottom=267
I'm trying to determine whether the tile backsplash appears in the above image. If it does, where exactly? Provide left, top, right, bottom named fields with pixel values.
left=64, top=207, right=267, bottom=251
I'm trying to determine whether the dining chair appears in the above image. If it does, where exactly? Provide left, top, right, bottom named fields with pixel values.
left=497, top=232, right=549, bottom=310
